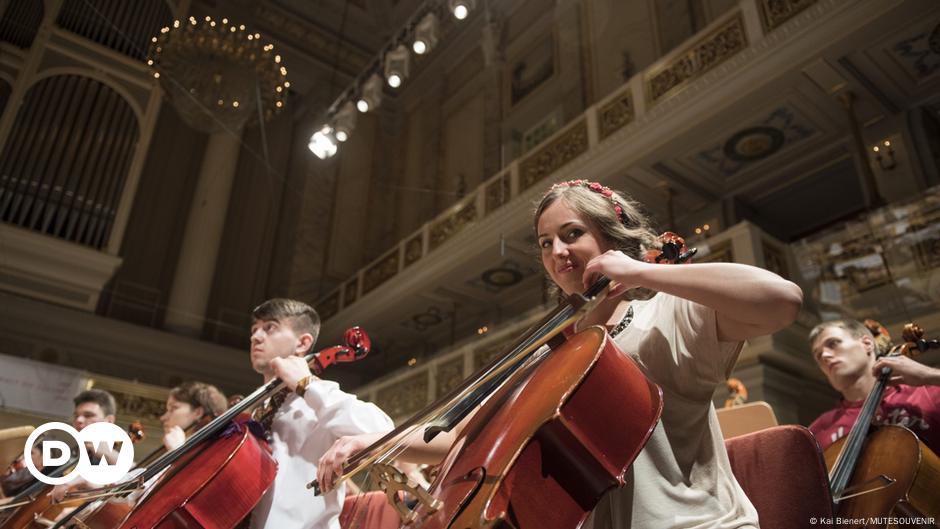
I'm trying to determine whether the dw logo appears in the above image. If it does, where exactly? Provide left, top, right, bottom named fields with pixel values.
left=23, top=422, right=135, bottom=485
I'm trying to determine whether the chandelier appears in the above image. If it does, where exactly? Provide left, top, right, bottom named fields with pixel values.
left=147, top=16, right=289, bottom=134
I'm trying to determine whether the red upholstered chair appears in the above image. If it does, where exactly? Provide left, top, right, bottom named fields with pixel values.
left=725, top=425, right=834, bottom=529
left=339, top=491, right=401, bottom=529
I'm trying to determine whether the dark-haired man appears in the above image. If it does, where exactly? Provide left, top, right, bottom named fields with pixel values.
left=49, top=388, right=119, bottom=503
left=248, top=298, right=393, bottom=529
left=807, top=319, right=940, bottom=454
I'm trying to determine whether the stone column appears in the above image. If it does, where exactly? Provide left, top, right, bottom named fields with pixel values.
left=164, top=129, right=242, bottom=335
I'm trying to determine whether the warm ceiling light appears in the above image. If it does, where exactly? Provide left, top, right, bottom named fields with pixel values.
left=308, top=125, right=338, bottom=159
left=333, top=102, right=356, bottom=142
left=412, top=12, right=439, bottom=55
left=357, top=73, right=383, bottom=113
left=449, top=0, right=475, bottom=20
left=384, top=44, right=410, bottom=88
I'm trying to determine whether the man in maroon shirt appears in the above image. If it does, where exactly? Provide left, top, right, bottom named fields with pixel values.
left=807, top=319, right=940, bottom=454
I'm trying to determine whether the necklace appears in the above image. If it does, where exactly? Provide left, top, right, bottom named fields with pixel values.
left=609, top=305, right=634, bottom=338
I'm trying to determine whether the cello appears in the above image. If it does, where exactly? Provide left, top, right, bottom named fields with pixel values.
left=315, top=233, right=695, bottom=529
left=51, top=327, right=372, bottom=529
left=0, top=421, right=145, bottom=529
left=824, top=323, right=940, bottom=528
left=59, top=413, right=222, bottom=528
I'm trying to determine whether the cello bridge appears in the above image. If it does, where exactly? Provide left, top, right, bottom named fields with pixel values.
left=370, top=463, right=441, bottom=525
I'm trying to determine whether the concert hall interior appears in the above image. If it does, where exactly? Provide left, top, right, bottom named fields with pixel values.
left=0, top=0, right=939, bottom=526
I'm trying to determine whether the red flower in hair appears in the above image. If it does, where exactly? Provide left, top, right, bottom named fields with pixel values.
left=549, top=179, right=627, bottom=224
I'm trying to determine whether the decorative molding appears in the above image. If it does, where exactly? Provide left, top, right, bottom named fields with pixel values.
left=91, top=382, right=167, bottom=421
left=319, top=291, right=340, bottom=321
left=697, top=240, right=734, bottom=263
left=759, top=0, right=820, bottom=33
left=0, top=224, right=122, bottom=311
left=435, top=357, right=464, bottom=397
left=404, top=233, right=423, bottom=267
left=485, top=172, right=511, bottom=214
left=0, top=290, right=256, bottom=394
left=598, top=88, right=635, bottom=141
left=890, top=22, right=940, bottom=81
left=474, top=343, right=504, bottom=371
left=362, top=251, right=400, bottom=295
left=375, top=371, right=428, bottom=419
left=429, top=198, right=478, bottom=251
left=344, top=280, right=358, bottom=307
left=646, top=13, right=748, bottom=104
left=694, top=105, right=816, bottom=178
left=519, top=119, right=588, bottom=191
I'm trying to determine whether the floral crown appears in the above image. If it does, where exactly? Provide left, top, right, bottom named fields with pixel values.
left=550, top=179, right=627, bottom=224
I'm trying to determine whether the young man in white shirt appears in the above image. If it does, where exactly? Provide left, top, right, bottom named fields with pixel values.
left=248, top=298, right=393, bottom=529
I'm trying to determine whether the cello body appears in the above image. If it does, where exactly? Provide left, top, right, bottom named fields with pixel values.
left=0, top=487, right=83, bottom=529
left=824, top=425, right=940, bottom=528
left=411, top=327, right=662, bottom=529
left=117, top=422, right=276, bottom=529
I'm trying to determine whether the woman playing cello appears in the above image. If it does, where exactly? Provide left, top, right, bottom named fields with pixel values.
left=46, top=382, right=228, bottom=526
left=318, top=179, right=803, bottom=528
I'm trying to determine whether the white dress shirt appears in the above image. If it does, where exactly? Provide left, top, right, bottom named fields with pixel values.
left=251, top=379, right=393, bottom=529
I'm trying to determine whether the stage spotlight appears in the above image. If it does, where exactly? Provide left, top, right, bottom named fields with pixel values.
left=308, top=125, right=337, bottom=159
left=384, top=44, right=410, bottom=88
left=357, top=74, right=383, bottom=113
left=333, top=102, right=356, bottom=142
left=412, top=12, right=439, bottom=55
left=449, top=0, right=475, bottom=20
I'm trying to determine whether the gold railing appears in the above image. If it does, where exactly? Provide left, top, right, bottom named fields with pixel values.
left=317, top=0, right=822, bottom=321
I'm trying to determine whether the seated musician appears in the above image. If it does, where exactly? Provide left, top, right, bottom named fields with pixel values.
left=48, top=389, right=119, bottom=503
left=159, top=381, right=228, bottom=450
left=807, top=319, right=940, bottom=453
left=318, top=179, right=803, bottom=529
left=1, top=443, right=44, bottom=497
left=249, top=298, right=394, bottom=529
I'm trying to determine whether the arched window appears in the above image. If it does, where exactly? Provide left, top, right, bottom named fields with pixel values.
left=0, top=75, right=140, bottom=249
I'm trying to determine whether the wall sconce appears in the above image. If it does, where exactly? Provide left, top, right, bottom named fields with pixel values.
left=872, top=139, right=896, bottom=171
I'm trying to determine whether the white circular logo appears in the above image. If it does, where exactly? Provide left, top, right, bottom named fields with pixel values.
left=23, top=422, right=135, bottom=485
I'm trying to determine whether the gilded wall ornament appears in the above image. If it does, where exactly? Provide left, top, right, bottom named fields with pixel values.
left=429, top=200, right=478, bottom=251
left=435, top=358, right=465, bottom=397
left=646, top=14, right=748, bottom=104
left=759, top=0, right=820, bottom=32
left=344, top=280, right=358, bottom=307
left=404, top=234, right=423, bottom=267
left=485, top=173, right=511, bottom=214
left=363, top=251, right=400, bottom=295
left=376, top=371, right=428, bottom=418
left=598, top=89, right=635, bottom=140
left=519, top=120, right=589, bottom=191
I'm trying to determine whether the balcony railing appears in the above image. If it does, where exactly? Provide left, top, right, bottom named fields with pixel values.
left=317, top=0, right=826, bottom=321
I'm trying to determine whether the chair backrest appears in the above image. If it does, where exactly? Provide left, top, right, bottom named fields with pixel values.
left=716, top=401, right=778, bottom=438
left=725, top=425, right=833, bottom=529
left=0, top=425, right=35, bottom=467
